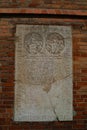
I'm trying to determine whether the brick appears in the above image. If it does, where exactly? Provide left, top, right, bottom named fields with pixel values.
left=0, top=0, right=87, bottom=11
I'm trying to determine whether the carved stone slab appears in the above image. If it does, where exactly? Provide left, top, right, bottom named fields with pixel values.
left=14, top=25, right=73, bottom=121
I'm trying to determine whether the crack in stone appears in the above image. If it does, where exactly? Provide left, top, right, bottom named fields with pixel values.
left=47, top=92, right=59, bottom=121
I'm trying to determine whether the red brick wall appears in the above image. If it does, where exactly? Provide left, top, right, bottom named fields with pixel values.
left=0, top=17, right=87, bottom=130
left=0, top=0, right=87, bottom=10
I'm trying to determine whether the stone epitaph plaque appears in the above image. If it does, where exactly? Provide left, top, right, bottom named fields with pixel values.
left=14, top=25, right=73, bottom=121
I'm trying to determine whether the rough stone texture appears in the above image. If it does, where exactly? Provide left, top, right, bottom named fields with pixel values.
left=14, top=25, right=73, bottom=121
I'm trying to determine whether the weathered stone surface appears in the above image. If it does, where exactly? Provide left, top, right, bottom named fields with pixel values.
left=14, top=25, right=73, bottom=121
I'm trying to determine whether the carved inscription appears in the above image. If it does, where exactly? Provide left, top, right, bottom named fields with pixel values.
left=24, top=33, right=43, bottom=54
left=14, top=25, right=73, bottom=121
left=46, top=33, right=65, bottom=54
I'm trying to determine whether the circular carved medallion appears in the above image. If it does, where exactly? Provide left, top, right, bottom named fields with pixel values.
left=24, top=33, right=43, bottom=54
left=46, top=33, right=65, bottom=54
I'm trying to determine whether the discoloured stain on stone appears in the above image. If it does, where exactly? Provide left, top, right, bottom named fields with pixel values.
left=14, top=25, right=73, bottom=121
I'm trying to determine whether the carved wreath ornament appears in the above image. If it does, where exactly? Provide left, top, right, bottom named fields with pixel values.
left=24, top=32, right=65, bottom=55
